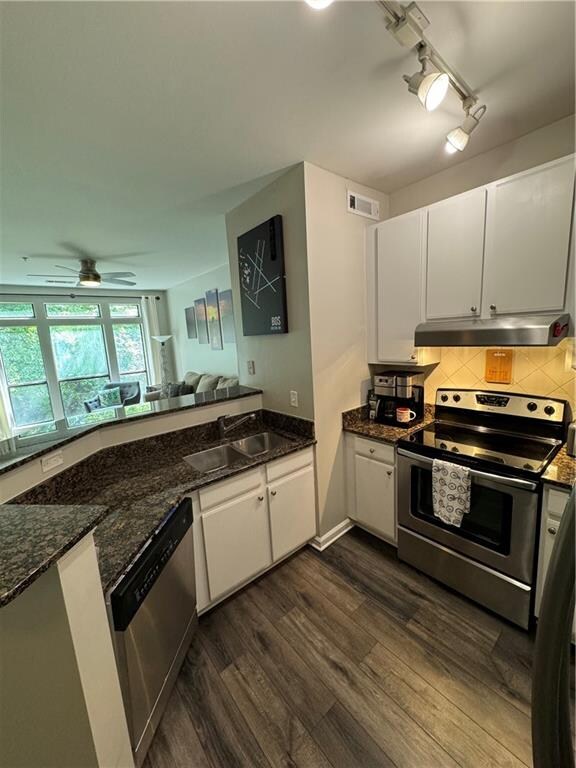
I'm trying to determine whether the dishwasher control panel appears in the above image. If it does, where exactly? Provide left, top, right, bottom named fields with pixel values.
left=110, top=498, right=193, bottom=631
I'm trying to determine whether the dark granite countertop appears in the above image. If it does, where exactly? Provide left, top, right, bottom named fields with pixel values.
left=342, top=404, right=435, bottom=444
left=543, top=446, right=575, bottom=490
left=12, top=410, right=314, bottom=595
left=0, top=386, right=262, bottom=476
left=0, top=504, right=108, bottom=607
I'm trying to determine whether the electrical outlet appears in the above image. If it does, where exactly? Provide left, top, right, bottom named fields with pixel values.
left=290, top=390, right=298, bottom=408
left=41, top=451, right=63, bottom=473
left=247, top=360, right=256, bottom=375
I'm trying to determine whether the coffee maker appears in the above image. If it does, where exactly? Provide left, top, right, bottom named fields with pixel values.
left=368, top=371, right=425, bottom=427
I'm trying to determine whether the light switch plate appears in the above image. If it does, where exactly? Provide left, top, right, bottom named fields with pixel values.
left=247, top=360, right=256, bottom=375
left=290, top=390, right=298, bottom=408
left=41, top=451, right=64, bottom=473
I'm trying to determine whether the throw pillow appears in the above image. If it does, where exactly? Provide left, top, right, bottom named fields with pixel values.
left=180, top=383, right=195, bottom=396
left=99, top=387, right=122, bottom=407
left=196, top=374, right=222, bottom=393
left=167, top=382, right=183, bottom=398
left=183, top=371, right=202, bottom=391
left=216, top=376, right=239, bottom=390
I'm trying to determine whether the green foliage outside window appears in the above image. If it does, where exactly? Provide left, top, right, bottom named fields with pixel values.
left=0, top=327, right=46, bottom=384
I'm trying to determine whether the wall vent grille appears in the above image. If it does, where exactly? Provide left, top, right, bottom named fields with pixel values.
left=347, top=191, right=380, bottom=220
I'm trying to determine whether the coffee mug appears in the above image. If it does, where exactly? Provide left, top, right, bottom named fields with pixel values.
left=396, top=407, right=417, bottom=423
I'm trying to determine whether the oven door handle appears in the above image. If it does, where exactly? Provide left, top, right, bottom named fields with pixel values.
left=396, top=448, right=538, bottom=491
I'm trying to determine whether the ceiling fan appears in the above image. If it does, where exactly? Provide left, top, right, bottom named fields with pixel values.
left=26, top=243, right=139, bottom=287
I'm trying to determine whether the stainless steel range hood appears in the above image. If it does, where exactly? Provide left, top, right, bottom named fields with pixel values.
left=414, top=314, right=571, bottom=347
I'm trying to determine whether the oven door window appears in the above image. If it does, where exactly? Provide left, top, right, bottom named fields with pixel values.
left=410, top=467, right=513, bottom=554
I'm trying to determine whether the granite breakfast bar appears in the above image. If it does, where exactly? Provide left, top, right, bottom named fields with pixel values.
left=1, top=386, right=300, bottom=768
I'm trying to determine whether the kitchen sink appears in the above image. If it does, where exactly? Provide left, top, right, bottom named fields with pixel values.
left=183, top=444, right=246, bottom=473
left=231, top=431, right=291, bottom=457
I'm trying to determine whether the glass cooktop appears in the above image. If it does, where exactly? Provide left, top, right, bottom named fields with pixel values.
left=399, top=421, right=561, bottom=475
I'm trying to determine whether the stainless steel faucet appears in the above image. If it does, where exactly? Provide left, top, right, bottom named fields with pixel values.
left=217, top=412, right=256, bottom=439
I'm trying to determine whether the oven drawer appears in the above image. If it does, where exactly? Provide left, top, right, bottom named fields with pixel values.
left=397, top=450, right=539, bottom=584
left=398, top=527, right=532, bottom=629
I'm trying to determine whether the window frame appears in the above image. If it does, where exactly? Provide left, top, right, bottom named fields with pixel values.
left=0, top=296, right=151, bottom=436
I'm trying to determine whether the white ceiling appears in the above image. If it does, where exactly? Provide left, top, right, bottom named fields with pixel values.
left=1, top=1, right=574, bottom=290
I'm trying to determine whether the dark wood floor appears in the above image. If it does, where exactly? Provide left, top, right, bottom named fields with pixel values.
left=144, top=528, right=548, bottom=768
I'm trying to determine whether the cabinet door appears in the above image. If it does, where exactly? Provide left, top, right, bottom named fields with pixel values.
left=375, top=210, right=425, bottom=362
left=268, top=466, right=316, bottom=561
left=426, top=188, right=486, bottom=319
left=202, top=489, right=272, bottom=601
left=483, top=158, right=574, bottom=315
left=354, top=454, right=396, bottom=543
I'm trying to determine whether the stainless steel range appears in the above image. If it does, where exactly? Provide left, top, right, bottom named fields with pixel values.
left=397, top=389, right=570, bottom=629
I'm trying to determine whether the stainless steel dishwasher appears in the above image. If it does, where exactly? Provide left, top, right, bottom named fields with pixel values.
left=107, top=497, right=197, bottom=767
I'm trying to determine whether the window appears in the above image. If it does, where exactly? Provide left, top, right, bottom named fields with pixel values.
left=0, top=299, right=151, bottom=433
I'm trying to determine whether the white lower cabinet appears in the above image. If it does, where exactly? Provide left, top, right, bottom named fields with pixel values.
left=268, top=465, right=316, bottom=560
left=202, top=487, right=272, bottom=602
left=347, top=435, right=396, bottom=544
left=194, top=447, right=316, bottom=612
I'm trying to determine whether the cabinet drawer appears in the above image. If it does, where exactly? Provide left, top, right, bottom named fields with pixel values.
left=353, top=436, right=394, bottom=464
left=266, top=447, right=314, bottom=483
left=199, top=468, right=263, bottom=511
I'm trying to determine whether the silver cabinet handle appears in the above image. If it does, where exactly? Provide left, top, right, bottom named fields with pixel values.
left=271, top=490, right=277, bottom=497
left=369, top=448, right=375, bottom=454
left=258, top=496, right=264, bottom=502
left=490, top=304, right=496, bottom=311
left=386, top=470, right=393, bottom=476
left=410, top=354, right=417, bottom=360
left=548, top=526, right=558, bottom=536
left=470, top=306, right=477, bottom=313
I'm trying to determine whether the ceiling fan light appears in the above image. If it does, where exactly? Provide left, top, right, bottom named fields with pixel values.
left=417, top=71, right=449, bottom=111
left=305, top=0, right=333, bottom=9
left=79, top=277, right=101, bottom=287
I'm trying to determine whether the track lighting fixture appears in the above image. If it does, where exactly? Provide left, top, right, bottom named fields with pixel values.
left=379, top=1, right=487, bottom=154
left=403, top=46, right=449, bottom=112
left=445, top=105, right=487, bottom=153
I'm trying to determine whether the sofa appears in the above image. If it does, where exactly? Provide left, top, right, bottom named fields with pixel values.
left=144, top=371, right=239, bottom=402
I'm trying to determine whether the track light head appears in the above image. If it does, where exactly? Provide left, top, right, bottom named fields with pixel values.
left=403, top=46, right=449, bottom=112
left=445, top=105, right=486, bottom=153
left=305, top=0, right=334, bottom=9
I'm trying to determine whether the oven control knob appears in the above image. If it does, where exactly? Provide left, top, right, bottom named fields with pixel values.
left=523, top=463, right=534, bottom=471
left=441, top=394, right=449, bottom=402
left=544, top=405, right=555, bottom=416
left=439, top=442, right=447, bottom=450
left=527, top=402, right=538, bottom=412
left=451, top=446, right=459, bottom=453
left=453, top=394, right=461, bottom=402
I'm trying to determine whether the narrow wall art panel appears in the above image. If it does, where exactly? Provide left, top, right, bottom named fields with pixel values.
left=194, top=298, right=209, bottom=344
left=237, top=214, right=288, bottom=335
left=185, top=306, right=197, bottom=339
left=205, top=289, right=223, bottom=350
left=218, top=289, right=236, bottom=343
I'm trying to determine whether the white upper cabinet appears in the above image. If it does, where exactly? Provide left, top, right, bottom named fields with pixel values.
left=373, top=210, right=426, bottom=363
left=426, top=188, right=486, bottom=319
left=482, top=157, right=574, bottom=315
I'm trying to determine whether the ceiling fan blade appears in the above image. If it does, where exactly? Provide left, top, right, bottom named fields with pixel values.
left=55, top=264, right=80, bottom=273
left=99, top=272, right=136, bottom=279
left=102, top=278, right=137, bottom=286
left=59, top=242, right=93, bottom=258
left=27, top=273, right=75, bottom=278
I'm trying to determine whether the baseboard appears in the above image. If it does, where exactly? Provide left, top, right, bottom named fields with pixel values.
left=309, top=518, right=354, bottom=552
